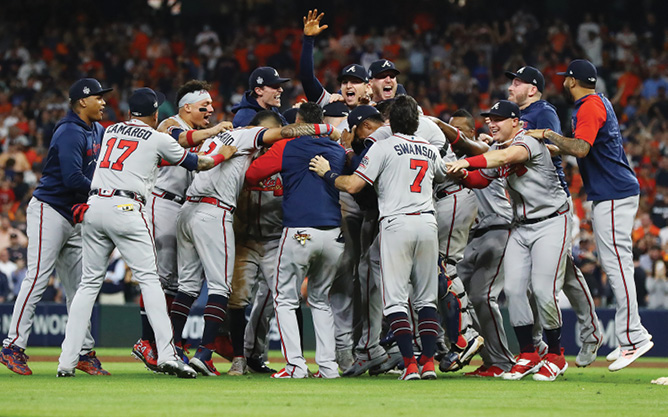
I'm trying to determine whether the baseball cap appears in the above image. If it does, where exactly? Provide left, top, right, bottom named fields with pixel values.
left=129, top=88, right=166, bottom=117
left=323, top=101, right=350, bottom=118
left=368, top=60, right=400, bottom=79
left=282, top=107, right=299, bottom=124
left=480, top=100, right=520, bottom=119
left=249, top=67, right=290, bottom=90
left=557, top=59, right=598, bottom=84
left=337, top=64, right=368, bottom=83
left=505, top=66, right=545, bottom=92
left=347, top=105, right=381, bottom=129
left=69, top=78, right=113, bottom=101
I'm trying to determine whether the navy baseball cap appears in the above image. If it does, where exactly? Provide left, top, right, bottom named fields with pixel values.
left=337, top=64, right=368, bottom=83
left=505, top=66, right=545, bottom=92
left=249, top=67, right=290, bottom=90
left=480, top=100, right=520, bottom=119
left=557, top=59, right=598, bottom=84
left=282, top=107, right=299, bottom=124
left=129, top=88, right=166, bottom=117
left=368, top=60, right=400, bottom=79
left=347, top=105, right=381, bottom=129
left=323, top=101, right=350, bottom=118
left=69, top=78, right=112, bottom=101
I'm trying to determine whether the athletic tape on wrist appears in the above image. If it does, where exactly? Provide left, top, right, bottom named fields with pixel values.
left=178, top=90, right=212, bottom=108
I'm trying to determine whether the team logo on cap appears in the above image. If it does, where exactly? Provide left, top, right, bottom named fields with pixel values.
left=293, top=230, right=311, bottom=246
left=273, top=69, right=279, bottom=77
left=256, top=76, right=263, bottom=85
left=83, top=86, right=90, bottom=95
left=382, top=60, right=391, bottom=68
left=347, top=66, right=356, bottom=73
left=491, top=103, right=499, bottom=110
left=588, top=77, right=596, bottom=82
left=153, top=101, right=158, bottom=108
left=517, top=67, right=525, bottom=73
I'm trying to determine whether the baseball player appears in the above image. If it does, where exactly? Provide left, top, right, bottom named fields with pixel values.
left=133, top=80, right=233, bottom=371
left=57, top=87, right=231, bottom=378
left=169, top=108, right=340, bottom=376
left=447, top=100, right=571, bottom=382
left=245, top=103, right=345, bottom=379
left=526, top=59, right=653, bottom=371
left=506, top=65, right=602, bottom=367
left=446, top=110, right=516, bottom=377
left=1, top=78, right=112, bottom=376
left=232, top=66, right=290, bottom=127
left=311, top=95, right=448, bottom=381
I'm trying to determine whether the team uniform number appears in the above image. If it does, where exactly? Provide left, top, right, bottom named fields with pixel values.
left=409, top=159, right=428, bottom=193
left=99, top=137, right=139, bottom=171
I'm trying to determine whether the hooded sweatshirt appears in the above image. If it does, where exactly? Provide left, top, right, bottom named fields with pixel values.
left=231, top=91, right=287, bottom=127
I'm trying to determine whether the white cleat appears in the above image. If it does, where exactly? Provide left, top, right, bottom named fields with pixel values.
left=576, top=339, right=603, bottom=367
left=160, top=359, right=197, bottom=378
left=609, top=341, right=654, bottom=372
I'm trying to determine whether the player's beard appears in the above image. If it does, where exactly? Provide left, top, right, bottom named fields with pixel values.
left=563, top=86, right=574, bottom=103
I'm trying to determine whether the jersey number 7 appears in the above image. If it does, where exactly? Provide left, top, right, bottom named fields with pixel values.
left=99, top=137, right=139, bottom=171
left=410, top=159, right=428, bottom=193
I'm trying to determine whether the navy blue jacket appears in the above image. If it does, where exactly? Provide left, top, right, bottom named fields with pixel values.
left=246, top=136, right=345, bottom=228
left=231, top=92, right=287, bottom=127
left=32, top=110, right=103, bottom=221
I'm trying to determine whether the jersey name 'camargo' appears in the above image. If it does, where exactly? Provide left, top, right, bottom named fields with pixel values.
left=105, top=123, right=153, bottom=140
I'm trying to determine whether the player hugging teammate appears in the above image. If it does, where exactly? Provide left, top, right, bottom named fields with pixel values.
left=4, top=10, right=654, bottom=382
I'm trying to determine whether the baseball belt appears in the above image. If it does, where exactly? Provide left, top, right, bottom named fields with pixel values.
left=152, top=188, right=185, bottom=205
left=90, top=188, right=146, bottom=205
left=186, top=196, right=235, bottom=213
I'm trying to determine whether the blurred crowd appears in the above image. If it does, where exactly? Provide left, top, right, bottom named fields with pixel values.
left=0, top=1, right=667, bottom=308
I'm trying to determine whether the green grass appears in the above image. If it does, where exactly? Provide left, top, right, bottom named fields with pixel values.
left=2, top=348, right=667, bottom=417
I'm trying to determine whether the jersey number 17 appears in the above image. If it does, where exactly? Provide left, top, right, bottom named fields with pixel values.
left=99, top=137, right=139, bottom=171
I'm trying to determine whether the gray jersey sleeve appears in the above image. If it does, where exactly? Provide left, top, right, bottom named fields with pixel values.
left=156, top=132, right=189, bottom=166
left=354, top=143, right=386, bottom=185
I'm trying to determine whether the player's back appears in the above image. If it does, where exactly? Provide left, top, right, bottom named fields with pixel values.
left=362, top=133, right=445, bottom=219
left=187, top=126, right=265, bottom=207
left=153, top=115, right=197, bottom=197
left=91, top=119, right=189, bottom=201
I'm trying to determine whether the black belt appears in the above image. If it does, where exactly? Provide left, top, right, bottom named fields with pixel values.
left=518, top=209, right=566, bottom=225
left=435, top=185, right=463, bottom=200
left=380, top=210, right=435, bottom=222
left=152, top=189, right=185, bottom=205
left=90, top=189, right=146, bottom=205
left=472, top=224, right=511, bottom=239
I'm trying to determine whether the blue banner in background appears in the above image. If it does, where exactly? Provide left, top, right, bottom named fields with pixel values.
left=0, top=303, right=99, bottom=347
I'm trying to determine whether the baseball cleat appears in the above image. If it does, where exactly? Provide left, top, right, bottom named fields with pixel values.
left=503, top=351, right=543, bottom=380
left=271, top=368, right=307, bottom=379
left=434, top=341, right=448, bottom=362
left=342, top=354, right=387, bottom=377
left=536, top=340, right=549, bottom=358
left=312, top=369, right=340, bottom=379
left=190, top=356, right=221, bottom=376
left=175, top=343, right=190, bottom=364
left=76, top=351, right=111, bottom=375
left=533, top=349, right=568, bottom=381
left=398, top=362, right=420, bottom=381
left=464, top=365, right=506, bottom=378
left=418, top=360, right=437, bottom=380
left=609, top=340, right=654, bottom=372
left=336, top=349, right=355, bottom=373
left=369, top=348, right=403, bottom=376
left=132, top=339, right=159, bottom=372
left=246, top=357, right=276, bottom=374
left=439, top=335, right=484, bottom=372
left=606, top=346, right=621, bottom=362
left=228, top=357, right=248, bottom=376
left=159, top=359, right=197, bottom=378
left=1, top=345, right=32, bottom=376
left=56, top=369, right=75, bottom=377
left=575, top=338, right=603, bottom=368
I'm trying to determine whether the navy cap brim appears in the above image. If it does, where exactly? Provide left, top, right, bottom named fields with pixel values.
left=371, top=69, right=400, bottom=78
left=504, top=71, right=519, bottom=81
left=337, top=74, right=367, bottom=83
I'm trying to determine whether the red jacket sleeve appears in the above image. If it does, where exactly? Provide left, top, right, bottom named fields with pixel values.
left=245, top=140, right=288, bottom=185
left=574, top=95, right=607, bottom=146
left=461, top=170, right=493, bottom=189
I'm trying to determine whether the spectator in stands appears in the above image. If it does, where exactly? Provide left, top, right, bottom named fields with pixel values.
left=645, top=245, right=668, bottom=309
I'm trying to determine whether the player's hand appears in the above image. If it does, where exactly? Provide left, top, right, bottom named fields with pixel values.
left=445, top=159, right=470, bottom=175
left=330, top=128, right=342, bottom=142
left=303, top=9, right=328, bottom=37
left=526, top=129, right=548, bottom=141
left=341, top=126, right=354, bottom=149
left=218, top=145, right=237, bottom=160
left=545, top=143, right=561, bottom=156
left=309, top=155, right=331, bottom=177
left=72, top=203, right=90, bottom=224
left=329, top=93, right=345, bottom=103
left=214, top=121, right=234, bottom=134
left=478, top=133, right=493, bottom=144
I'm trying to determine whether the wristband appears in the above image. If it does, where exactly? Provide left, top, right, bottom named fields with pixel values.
left=451, top=128, right=461, bottom=145
left=323, top=170, right=339, bottom=187
left=314, top=124, right=333, bottom=136
left=186, top=130, right=196, bottom=147
left=211, top=154, right=226, bottom=166
left=461, top=169, right=469, bottom=179
left=542, top=129, right=550, bottom=139
left=465, top=154, right=487, bottom=169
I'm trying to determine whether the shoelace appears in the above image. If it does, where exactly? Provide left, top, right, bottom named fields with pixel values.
left=17, top=350, right=29, bottom=363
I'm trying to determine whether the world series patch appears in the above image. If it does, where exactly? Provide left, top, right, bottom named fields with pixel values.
left=116, top=203, right=135, bottom=212
left=293, top=230, right=311, bottom=246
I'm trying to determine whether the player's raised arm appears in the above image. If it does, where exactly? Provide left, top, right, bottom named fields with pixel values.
left=259, top=123, right=340, bottom=145
left=160, top=119, right=234, bottom=149
left=299, top=9, right=331, bottom=105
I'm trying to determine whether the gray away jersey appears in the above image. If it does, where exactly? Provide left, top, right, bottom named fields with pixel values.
left=153, top=115, right=197, bottom=197
left=471, top=142, right=514, bottom=230
left=480, top=131, right=567, bottom=221
left=355, top=133, right=447, bottom=219
left=91, top=119, right=190, bottom=201
left=186, top=126, right=266, bottom=207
